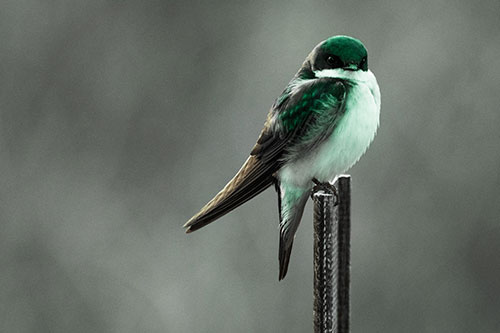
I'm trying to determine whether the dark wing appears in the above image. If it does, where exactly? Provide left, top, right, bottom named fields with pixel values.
left=184, top=78, right=346, bottom=233
left=184, top=154, right=277, bottom=233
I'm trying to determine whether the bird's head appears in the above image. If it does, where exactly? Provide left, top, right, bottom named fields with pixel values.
left=298, top=36, right=368, bottom=78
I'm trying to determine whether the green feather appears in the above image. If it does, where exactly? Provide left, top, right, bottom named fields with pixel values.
left=278, top=80, right=344, bottom=132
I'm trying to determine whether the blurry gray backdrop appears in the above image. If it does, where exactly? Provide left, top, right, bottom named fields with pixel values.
left=1, top=0, right=499, bottom=332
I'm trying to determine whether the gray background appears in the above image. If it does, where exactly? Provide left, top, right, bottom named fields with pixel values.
left=1, top=0, right=499, bottom=332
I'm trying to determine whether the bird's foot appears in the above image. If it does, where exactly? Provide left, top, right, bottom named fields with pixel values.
left=311, top=178, right=339, bottom=205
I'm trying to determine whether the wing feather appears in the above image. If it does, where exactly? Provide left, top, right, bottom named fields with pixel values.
left=184, top=77, right=347, bottom=234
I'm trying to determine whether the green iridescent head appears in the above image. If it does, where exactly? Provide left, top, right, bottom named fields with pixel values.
left=308, top=35, right=368, bottom=73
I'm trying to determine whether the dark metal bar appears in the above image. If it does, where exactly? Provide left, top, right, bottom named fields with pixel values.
left=312, top=175, right=351, bottom=333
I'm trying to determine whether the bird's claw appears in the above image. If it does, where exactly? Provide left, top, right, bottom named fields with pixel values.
left=311, top=178, right=339, bottom=205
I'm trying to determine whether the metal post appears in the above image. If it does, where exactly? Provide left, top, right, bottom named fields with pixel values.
left=312, top=175, right=351, bottom=333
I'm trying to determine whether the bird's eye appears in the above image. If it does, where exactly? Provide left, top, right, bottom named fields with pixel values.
left=359, top=56, right=367, bottom=69
left=326, top=55, right=342, bottom=68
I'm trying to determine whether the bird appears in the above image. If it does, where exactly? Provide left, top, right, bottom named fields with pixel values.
left=184, top=35, right=381, bottom=280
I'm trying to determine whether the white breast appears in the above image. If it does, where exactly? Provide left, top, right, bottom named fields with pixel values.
left=279, top=69, right=381, bottom=186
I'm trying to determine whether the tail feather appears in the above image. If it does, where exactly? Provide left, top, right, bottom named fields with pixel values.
left=277, top=182, right=310, bottom=280
left=279, top=238, right=294, bottom=280
left=184, top=156, right=277, bottom=233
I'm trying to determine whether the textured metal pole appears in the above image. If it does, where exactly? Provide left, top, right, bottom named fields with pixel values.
left=313, top=175, right=351, bottom=333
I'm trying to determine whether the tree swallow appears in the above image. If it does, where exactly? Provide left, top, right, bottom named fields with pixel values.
left=184, top=35, right=381, bottom=280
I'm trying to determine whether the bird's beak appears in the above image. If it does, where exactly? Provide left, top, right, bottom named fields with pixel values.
left=343, top=63, right=358, bottom=71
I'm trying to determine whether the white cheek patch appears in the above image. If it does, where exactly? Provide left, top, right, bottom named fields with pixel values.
left=314, top=68, right=344, bottom=78
left=314, top=68, right=376, bottom=84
